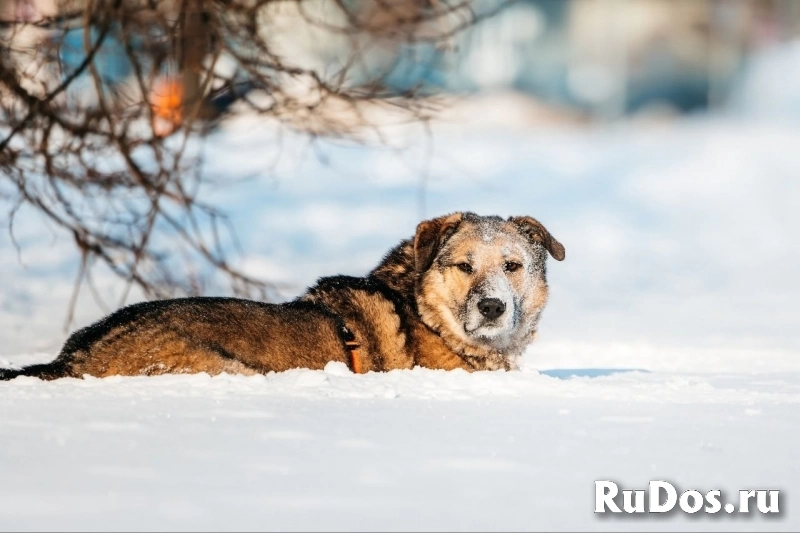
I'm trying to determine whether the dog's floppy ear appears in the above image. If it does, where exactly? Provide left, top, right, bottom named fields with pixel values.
left=509, top=216, right=565, bottom=261
left=414, top=213, right=463, bottom=272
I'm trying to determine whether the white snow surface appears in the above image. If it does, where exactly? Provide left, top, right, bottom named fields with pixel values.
left=1, top=358, right=798, bottom=531
left=3, top=70, right=800, bottom=530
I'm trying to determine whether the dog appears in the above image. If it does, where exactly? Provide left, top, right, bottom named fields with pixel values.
left=0, top=212, right=564, bottom=380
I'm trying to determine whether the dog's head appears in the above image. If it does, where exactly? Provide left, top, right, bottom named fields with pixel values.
left=413, top=212, right=565, bottom=362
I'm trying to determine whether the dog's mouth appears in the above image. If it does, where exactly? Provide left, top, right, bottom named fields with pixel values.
left=464, top=320, right=511, bottom=339
left=465, top=321, right=499, bottom=333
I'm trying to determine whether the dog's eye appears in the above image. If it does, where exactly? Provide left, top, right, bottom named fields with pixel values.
left=504, top=261, right=522, bottom=273
left=456, top=263, right=473, bottom=274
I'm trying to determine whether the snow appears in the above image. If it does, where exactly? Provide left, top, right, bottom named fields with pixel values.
left=2, top=362, right=798, bottom=531
left=3, top=46, right=800, bottom=530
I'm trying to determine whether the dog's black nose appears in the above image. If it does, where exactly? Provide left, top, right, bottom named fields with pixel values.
left=477, top=298, right=506, bottom=320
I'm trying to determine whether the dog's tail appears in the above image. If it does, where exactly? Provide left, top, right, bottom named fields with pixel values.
left=0, top=362, right=70, bottom=381
left=0, top=367, right=25, bottom=380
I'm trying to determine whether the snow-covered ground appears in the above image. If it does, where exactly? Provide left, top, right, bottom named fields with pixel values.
left=3, top=52, right=800, bottom=530
left=1, top=362, right=798, bottom=531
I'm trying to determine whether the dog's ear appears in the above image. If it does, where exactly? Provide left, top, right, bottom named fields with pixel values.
left=509, top=216, right=565, bottom=261
left=414, top=213, right=463, bottom=272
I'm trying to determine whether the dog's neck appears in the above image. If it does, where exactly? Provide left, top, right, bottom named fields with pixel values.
left=369, top=239, right=418, bottom=301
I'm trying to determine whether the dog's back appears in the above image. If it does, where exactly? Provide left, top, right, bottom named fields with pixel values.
left=2, top=297, right=353, bottom=380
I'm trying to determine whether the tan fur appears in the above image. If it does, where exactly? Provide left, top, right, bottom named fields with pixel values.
left=2, top=212, right=564, bottom=381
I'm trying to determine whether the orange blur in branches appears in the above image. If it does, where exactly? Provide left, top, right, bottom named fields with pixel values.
left=150, top=77, right=184, bottom=136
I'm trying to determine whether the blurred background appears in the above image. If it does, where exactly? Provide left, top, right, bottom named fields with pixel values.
left=7, top=0, right=800, bottom=118
left=2, top=0, right=799, bottom=371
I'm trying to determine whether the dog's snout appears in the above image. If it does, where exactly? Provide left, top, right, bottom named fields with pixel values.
left=477, top=298, right=506, bottom=320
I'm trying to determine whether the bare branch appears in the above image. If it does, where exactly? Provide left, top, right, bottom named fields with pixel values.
left=0, top=0, right=507, bottom=315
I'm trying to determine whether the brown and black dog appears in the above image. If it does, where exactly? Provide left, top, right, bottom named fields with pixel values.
left=0, top=212, right=565, bottom=380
